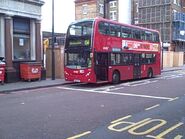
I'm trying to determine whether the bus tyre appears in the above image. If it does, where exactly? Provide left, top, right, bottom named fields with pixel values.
left=147, top=68, right=153, bottom=78
left=112, top=71, right=120, bottom=84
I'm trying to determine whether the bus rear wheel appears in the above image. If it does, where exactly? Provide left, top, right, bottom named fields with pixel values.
left=147, top=68, right=153, bottom=78
left=112, top=71, right=120, bottom=84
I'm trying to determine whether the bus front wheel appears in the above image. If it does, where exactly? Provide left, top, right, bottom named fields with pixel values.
left=112, top=71, right=120, bottom=84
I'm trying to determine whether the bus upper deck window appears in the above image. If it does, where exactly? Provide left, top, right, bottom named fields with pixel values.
left=99, top=22, right=109, bottom=35
left=121, top=27, right=132, bottom=38
left=153, top=33, right=160, bottom=42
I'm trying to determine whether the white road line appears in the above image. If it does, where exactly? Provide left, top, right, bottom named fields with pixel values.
left=66, top=131, right=91, bottom=139
left=159, top=75, right=184, bottom=80
left=109, top=87, right=125, bottom=91
left=168, top=76, right=183, bottom=80
left=131, top=80, right=158, bottom=87
left=168, top=97, right=179, bottom=102
left=93, top=86, right=124, bottom=91
left=120, top=79, right=158, bottom=87
left=56, top=87, right=174, bottom=100
left=174, top=135, right=183, bottom=139
left=145, top=104, right=160, bottom=111
left=123, top=80, right=149, bottom=86
left=93, top=86, right=115, bottom=91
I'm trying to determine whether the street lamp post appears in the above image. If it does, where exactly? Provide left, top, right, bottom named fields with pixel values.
left=52, top=0, right=55, bottom=80
left=161, top=2, right=165, bottom=70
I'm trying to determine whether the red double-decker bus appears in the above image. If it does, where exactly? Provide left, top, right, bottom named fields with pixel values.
left=64, top=18, right=161, bottom=84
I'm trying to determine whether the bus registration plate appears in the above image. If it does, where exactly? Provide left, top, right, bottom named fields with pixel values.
left=74, top=79, right=80, bottom=83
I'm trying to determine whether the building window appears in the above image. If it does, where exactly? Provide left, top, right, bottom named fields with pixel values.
left=99, top=4, right=104, bottom=14
left=110, top=11, right=117, bottom=20
left=136, top=2, right=139, bottom=13
left=109, top=1, right=117, bottom=8
left=13, top=18, right=30, bottom=60
left=173, top=0, right=180, bottom=6
left=82, top=4, right=88, bottom=14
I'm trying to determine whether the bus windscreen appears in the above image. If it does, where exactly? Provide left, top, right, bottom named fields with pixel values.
left=65, top=52, right=91, bottom=69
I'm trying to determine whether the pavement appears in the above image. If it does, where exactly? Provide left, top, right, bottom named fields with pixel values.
left=0, top=66, right=185, bottom=93
left=0, top=79, right=68, bottom=93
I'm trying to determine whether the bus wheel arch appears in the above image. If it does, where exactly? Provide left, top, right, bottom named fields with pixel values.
left=147, top=68, right=153, bottom=78
left=112, top=70, right=120, bottom=84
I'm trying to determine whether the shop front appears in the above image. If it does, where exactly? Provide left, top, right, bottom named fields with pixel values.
left=0, top=0, right=44, bottom=83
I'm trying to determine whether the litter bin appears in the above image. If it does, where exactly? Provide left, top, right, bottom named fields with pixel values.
left=0, top=61, right=5, bottom=85
left=20, top=62, right=41, bottom=81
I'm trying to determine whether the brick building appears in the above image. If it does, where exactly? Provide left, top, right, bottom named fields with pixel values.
left=75, top=0, right=104, bottom=20
left=75, top=0, right=131, bottom=24
left=0, top=0, right=44, bottom=83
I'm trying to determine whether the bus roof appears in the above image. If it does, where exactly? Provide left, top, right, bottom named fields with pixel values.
left=69, top=18, right=95, bottom=25
left=70, top=17, right=159, bottom=34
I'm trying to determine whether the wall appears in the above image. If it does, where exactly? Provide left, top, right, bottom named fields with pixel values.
left=0, top=0, right=43, bottom=19
left=173, top=52, right=184, bottom=67
left=75, top=0, right=97, bottom=20
left=46, top=47, right=64, bottom=79
left=163, top=51, right=184, bottom=68
left=163, top=51, right=174, bottom=68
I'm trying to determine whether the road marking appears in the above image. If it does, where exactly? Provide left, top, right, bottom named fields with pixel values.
left=108, top=87, right=125, bottom=91
left=109, top=116, right=184, bottom=138
left=145, top=104, right=160, bottom=111
left=168, top=75, right=183, bottom=80
left=168, top=97, right=179, bottom=102
left=66, top=131, right=91, bottom=139
left=160, top=75, right=184, bottom=80
left=93, top=86, right=115, bottom=91
left=121, top=79, right=158, bottom=87
left=57, top=87, right=174, bottom=100
left=131, top=80, right=158, bottom=87
left=174, top=135, right=183, bottom=139
left=147, top=122, right=184, bottom=139
left=108, top=118, right=151, bottom=132
left=128, top=119, right=167, bottom=136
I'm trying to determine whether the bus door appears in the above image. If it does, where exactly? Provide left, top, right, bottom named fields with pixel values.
left=95, top=53, right=108, bottom=81
left=133, top=54, right=141, bottom=79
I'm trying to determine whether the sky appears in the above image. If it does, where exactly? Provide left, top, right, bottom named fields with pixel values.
left=41, top=0, right=75, bottom=33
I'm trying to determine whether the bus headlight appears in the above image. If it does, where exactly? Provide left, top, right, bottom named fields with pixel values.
left=65, top=71, right=69, bottom=75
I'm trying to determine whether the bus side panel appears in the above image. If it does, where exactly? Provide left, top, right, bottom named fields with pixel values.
left=140, top=64, right=154, bottom=78
left=108, top=66, right=134, bottom=82
left=93, top=21, right=108, bottom=52
left=140, top=51, right=161, bottom=78
left=94, top=21, right=122, bottom=53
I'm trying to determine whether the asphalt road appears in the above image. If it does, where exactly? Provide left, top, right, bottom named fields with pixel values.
left=0, top=70, right=185, bottom=139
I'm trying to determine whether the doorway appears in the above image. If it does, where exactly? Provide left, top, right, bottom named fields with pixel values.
left=133, top=54, right=141, bottom=79
left=95, top=53, right=108, bottom=81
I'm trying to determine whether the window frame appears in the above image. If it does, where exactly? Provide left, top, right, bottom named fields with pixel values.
left=121, top=26, right=132, bottom=39
left=13, top=17, right=31, bottom=61
left=98, top=22, right=110, bottom=35
left=82, top=4, right=88, bottom=15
